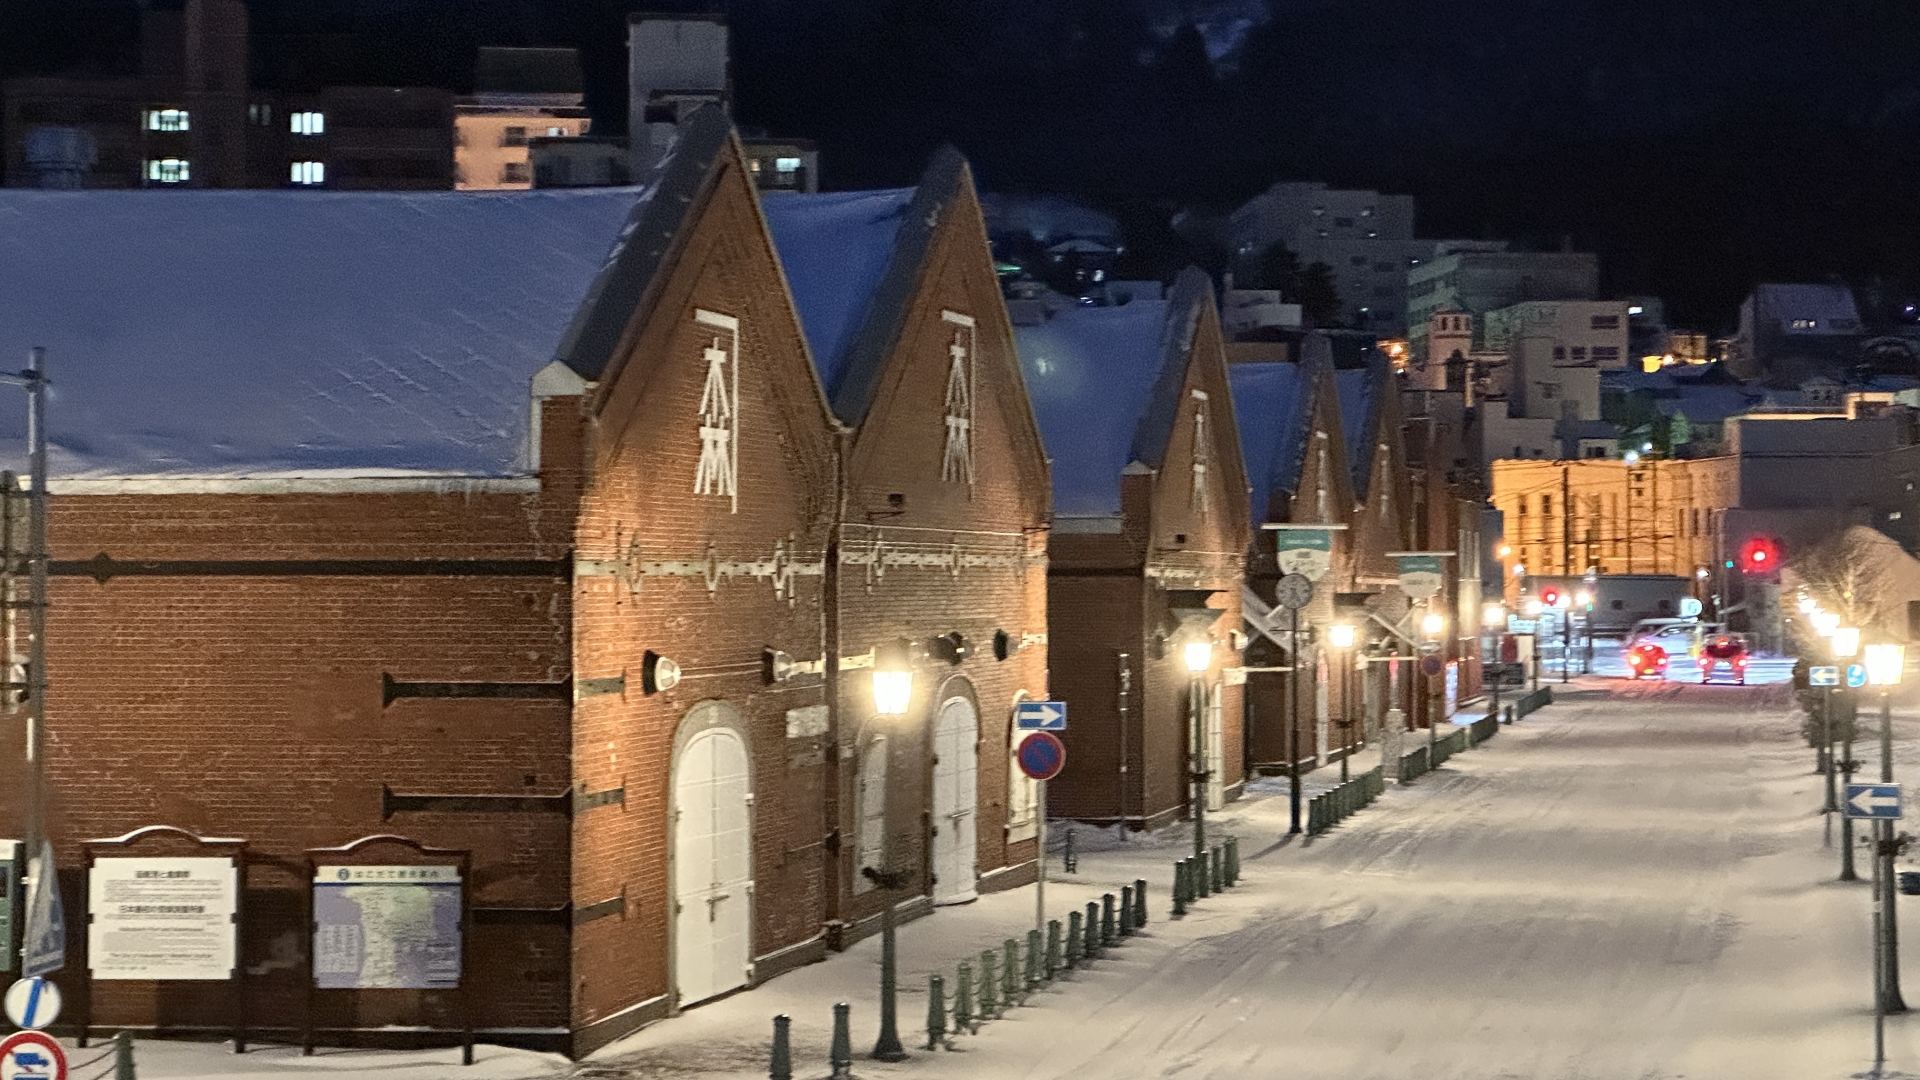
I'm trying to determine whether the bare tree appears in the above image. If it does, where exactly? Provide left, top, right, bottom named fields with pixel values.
left=1792, top=526, right=1896, bottom=631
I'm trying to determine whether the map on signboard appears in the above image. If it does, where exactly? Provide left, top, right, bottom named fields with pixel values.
left=89, top=856, right=237, bottom=981
left=312, top=865, right=462, bottom=990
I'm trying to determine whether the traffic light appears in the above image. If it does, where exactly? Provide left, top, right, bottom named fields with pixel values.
left=1738, top=536, right=1782, bottom=577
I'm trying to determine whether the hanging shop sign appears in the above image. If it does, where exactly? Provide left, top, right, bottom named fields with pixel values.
left=1272, top=526, right=1337, bottom=583
left=1395, top=554, right=1445, bottom=600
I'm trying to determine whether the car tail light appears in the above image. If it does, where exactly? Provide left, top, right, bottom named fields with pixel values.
left=1630, top=653, right=1643, bottom=666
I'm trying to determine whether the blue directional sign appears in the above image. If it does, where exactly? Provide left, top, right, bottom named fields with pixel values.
left=1014, top=700, right=1067, bottom=731
left=1848, top=664, right=1868, bottom=689
left=1810, top=666, right=1840, bottom=687
left=1846, top=783, right=1904, bottom=820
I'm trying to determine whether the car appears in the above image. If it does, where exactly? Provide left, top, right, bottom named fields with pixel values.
left=1626, top=618, right=1724, bottom=649
left=1626, top=641, right=1669, bottom=679
left=1698, top=633, right=1749, bottom=684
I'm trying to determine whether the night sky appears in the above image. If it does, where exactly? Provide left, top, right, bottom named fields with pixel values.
left=9, top=0, right=1920, bottom=332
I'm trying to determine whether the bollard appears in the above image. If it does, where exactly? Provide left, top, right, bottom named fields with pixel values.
left=1226, top=838, right=1239, bottom=886
left=1211, top=845, right=1224, bottom=894
left=1066, top=910, right=1083, bottom=968
left=1172, top=862, right=1188, bottom=917
left=1003, top=939, right=1021, bottom=1005
left=1196, top=854, right=1210, bottom=898
left=1102, top=893, right=1117, bottom=946
left=830, top=1003, right=853, bottom=1080
left=955, top=961, right=976, bottom=1034
left=772, top=1015, right=794, bottom=1080
left=979, top=949, right=999, bottom=1019
left=1046, top=919, right=1062, bottom=979
left=1135, top=878, right=1149, bottom=926
left=115, top=1030, right=136, bottom=1080
left=926, top=977, right=948, bottom=1051
left=1026, top=929, right=1042, bottom=990
left=1064, top=828, right=1078, bottom=873
left=1120, top=886, right=1134, bottom=936
left=1084, top=901, right=1100, bottom=959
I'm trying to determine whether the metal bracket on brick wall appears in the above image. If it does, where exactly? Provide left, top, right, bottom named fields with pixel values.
left=382, top=673, right=572, bottom=707
left=471, top=905, right=571, bottom=927
left=574, top=785, right=626, bottom=814
left=381, top=785, right=572, bottom=819
left=52, top=553, right=569, bottom=584
left=572, top=894, right=627, bottom=925
left=575, top=673, right=626, bottom=699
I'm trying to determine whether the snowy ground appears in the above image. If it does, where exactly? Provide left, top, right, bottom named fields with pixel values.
left=92, top=671, right=1920, bottom=1078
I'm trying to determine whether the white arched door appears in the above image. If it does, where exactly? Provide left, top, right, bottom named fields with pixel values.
left=674, top=724, right=752, bottom=1006
left=1206, top=682, right=1225, bottom=811
left=931, top=697, right=979, bottom=905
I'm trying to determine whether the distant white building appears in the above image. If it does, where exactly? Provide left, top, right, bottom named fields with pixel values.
left=1226, top=181, right=1425, bottom=334
left=1406, top=247, right=1600, bottom=356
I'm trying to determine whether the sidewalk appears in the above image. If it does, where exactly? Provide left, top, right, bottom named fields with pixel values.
left=112, top=728, right=1497, bottom=1080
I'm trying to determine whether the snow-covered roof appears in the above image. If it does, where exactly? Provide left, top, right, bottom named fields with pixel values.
left=1229, top=361, right=1307, bottom=522
left=1016, top=296, right=1170, bottom=518
left=762, top=187, right=915, bottom=401
left=0, top=184, right=648, bottom=480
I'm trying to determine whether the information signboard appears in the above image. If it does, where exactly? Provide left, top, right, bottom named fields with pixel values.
left=312, top=865, right=462, bottom=990
left=88, top=857, right=237, bottom=981
left=0, top=841, right=18, bottom=974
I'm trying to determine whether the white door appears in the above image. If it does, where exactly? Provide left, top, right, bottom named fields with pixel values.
left=674, top=725, right=752, bottom=1006
left=1206, top=682, right=1225, bottom=811
left=931, top=697, right=979, bottom=905
left=853, top=735, right=889, bottom=894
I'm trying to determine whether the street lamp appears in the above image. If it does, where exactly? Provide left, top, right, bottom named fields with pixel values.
left=1815, top=611, right=1841, bottom=637
left=865, top=638, right=915, bottom=1062
left=1422, top=612, right=1445, bottom=640
left=1329, top=624, right=1356, bottom=782
left=1183, top=632, right=1213, bottom=859
left=1865, top=642, right=1909, bottom=1034
left=1799, top=594, right=1817, bottom=615
left=1834, top=626, right=1861, bottom=660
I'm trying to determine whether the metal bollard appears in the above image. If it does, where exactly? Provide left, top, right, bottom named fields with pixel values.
left=1066, top=910, right=1083, bottom=968
left=1046, top=919, right=1062, bottom=979
left=1172, top=862, right=1188, bottom=916
left=1120, top=886, right=1134, bottom=936
left=1064, top=828, right=1078, bottom=873
left=1196, top=854, right=1210, bottom=899
left=979, top=949, right=999, bottom=1019
left=1211, top=846, right=1223, bottom=894
left=1026, top=928, right=1042, bottom=990
left=771, top=1016, right=793, bottom=1080
left=926, top=976, right=948, bottom=1051
left=1003, top=939, right=1021, bottom=1005
left=1102, top=893, right=1117, bottom=945
left=1135, top=878, right=1149, bottom=926
left=1084, top=901, right=1100, bottom=958
left=1226, top=838, right=1239, bottom=886
left=830, top=1003, right=853, bottom=1079
left=955, top=961, right=976, bottom=1034
left=113, top=1031, right=136, bottom=1080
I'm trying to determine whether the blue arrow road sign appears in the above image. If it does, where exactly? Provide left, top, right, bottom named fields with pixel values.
left=1846, top=783, right=1904, bottom=819
left=1849, top=664, right=1868, bottom=688
left=1810, top=666, right=1840, bottom=687
left=1015, top=700, right=1066, bottom=731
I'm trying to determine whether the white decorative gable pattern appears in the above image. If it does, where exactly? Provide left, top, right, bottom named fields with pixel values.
left=941, top=310, right=976, bottom=486
left=693, top=308, right=740, bottom=513
left=1190, top=389, right=1210, bottom=518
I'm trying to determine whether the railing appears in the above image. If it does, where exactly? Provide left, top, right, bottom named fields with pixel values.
left=1467, top=713, right=1500, bottom=745
left=1307, top=765, right=1384, bottom=835
left=1515, top=685, right=1553, bottom=718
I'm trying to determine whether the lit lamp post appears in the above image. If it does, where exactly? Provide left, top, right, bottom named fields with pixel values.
left=1422, top=610, right=1445, bottom=753
left=868, top=639, right=914, bottom=1063
left=1483, top=603, right=1506, bottom=723
left=1866, top=642, right=1907, bottom=1025
left=1183, top=634, right=1214, bottom=860
left=1829, top=627, right=1860, bottom=841
left=1329, top=623, right=1356, bottom=782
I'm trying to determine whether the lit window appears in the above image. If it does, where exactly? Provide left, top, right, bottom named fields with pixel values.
left=146, top=108, right=190, bottom=131
left=546, top=126, right=567, bottom=137
left=248, top=103, right=272, bottom=125
left=1791, top=318, right=1817, bottom=330
left=775, top=156, right=802, bottom=173
left=1366, top=230, right=1378, bottom=238
left=290, top=160, right=325, bottom=185
left=145, top=158, right=189, bottom=183
left=1361, top=206, right=1374, bottom=216
left=1628, top=305, right=1644, bottom=315
left=1312, top=206, right=1326, bottom=216
left=290, top=111, right=325, bottom=135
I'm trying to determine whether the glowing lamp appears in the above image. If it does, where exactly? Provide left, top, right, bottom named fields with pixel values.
left=1421, top=612, right=1445, bottom=639
left=1866, top=643, right=1905, bottom=686
left=1482, top=603, right=1506, bottom=628
left=1832, top=626, right=1860, bottom=659
left=1183, top=639, right=1213, bottom=674
left=1814, top=611, right=1840, bottom=637
left=872, top=639, right=914, bottom=715
left=1328, top=624, right=1356, bottom=649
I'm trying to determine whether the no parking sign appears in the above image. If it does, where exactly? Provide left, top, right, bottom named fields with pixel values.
left=0, top=1030, right=66, bottom=1080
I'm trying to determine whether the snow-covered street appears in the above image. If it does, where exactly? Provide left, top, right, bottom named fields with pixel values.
left=119, top=677, right=1920, bottom=1079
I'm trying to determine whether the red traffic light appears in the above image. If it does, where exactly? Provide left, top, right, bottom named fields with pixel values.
left=1738, top=536, right=1781, bottom=572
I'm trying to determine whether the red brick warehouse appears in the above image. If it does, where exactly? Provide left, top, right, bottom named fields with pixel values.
left=1014, top=268, right=1252, bottom=829
left=762, top=147, right=1052, bottom=937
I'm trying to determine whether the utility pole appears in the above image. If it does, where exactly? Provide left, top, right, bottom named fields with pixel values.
left=1288, top=606, right=1301, bottom=834
left=3, top=350, right=50, bottom=905
left=1561, top=465, right=1571, bottom=577
left=1880, top=688, right=1906, bottom=1013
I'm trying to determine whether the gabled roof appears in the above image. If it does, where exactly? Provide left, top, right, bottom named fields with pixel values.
left=0, top=182, right=646, bottom=480
left=1334, top=357, right=1381, bottom=497
left=1014, top=267, right=1216, bottom=518
left=555, top=104, right=728, bottom=382
left=1229, top=338, right=1337, bottom=523
left=761, top=148, right=973, bottom=427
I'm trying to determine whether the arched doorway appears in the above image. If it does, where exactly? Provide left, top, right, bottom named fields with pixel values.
left=673, top=708, right=752, bottom=1007
left=930, top=695, right=979, bottom=905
